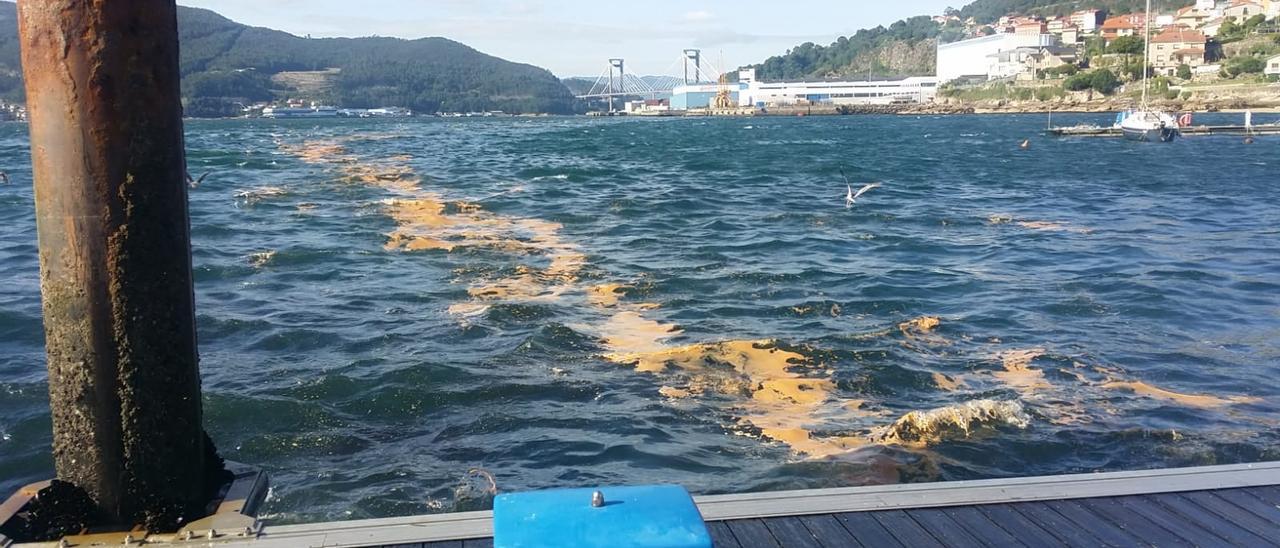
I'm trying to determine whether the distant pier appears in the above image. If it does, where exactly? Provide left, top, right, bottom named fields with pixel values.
left=1049, top=124, right=1280, bottom=137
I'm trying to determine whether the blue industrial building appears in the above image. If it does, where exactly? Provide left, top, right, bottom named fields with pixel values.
left=670, top=83, right=745, bottom=110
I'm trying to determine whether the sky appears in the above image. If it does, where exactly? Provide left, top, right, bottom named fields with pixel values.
left=176, top=1, right=961, bottom=78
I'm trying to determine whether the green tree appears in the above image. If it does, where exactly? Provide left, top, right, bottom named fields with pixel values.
left=1084, top=37, right=1108, bottom=58
left=1219, top=18, right=1242, bottom=41
left=1243, top=14, right=1267, bottom=31
left=1176, top=64, right=1192, bottom=80
left=1044, top=64, right=1079, bottom=77
left=1064, top=71, right=1093, bottom=91
left=1090, top=69, right=1119, bottom=94
left=1223, top=55, right=1266, bottom=77
left=1122, top=60, right=1147, bottom=81
left=1107, top=36, right=1145, bottom=55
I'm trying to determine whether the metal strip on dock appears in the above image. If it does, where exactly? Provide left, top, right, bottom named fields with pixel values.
left=201, top=462, right=1280, bottom=547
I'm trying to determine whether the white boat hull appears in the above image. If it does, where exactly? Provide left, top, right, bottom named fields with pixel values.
left=1118, top=109, right=1180, bottom=143
left=1122, top=126, right=1179, bottom=142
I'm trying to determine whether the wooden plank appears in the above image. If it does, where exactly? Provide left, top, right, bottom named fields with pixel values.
left=1117, top=495, right=1231, bottom=546
left=761, top=517, right=821, bottom=548
left=943, top=506, right=1024, bottom=547
left=905, top=508, right=983, bottom=548
left=724, top=519, right=782, bottom=548
left=694, top=462, right=1280, bottom=521
left=1242, top=485, right=1280, bottom=507
left=1151, top=492, right=1276, bottom=547
left=1009, top=502, right=1107, bottom=547
left=975, top=504, right=1059, bottom=547
left=870, top=510, right=944, bottom=548
left=1180, top=490, right=1280, bottom=541
left=1043, top=500, right=1144, bottom=547
left=796, top=515, right=862, bottom=548
left=1085, top=497, right=1192, bottom=547
left=1209, top=488, right=1280, bottom=523
left=706, top=521, right=743, bottom=548
left=834, top=512, right=904, bottom=548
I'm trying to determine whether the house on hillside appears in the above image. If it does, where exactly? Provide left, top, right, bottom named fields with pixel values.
left=1060, top=25, right=1081, bottom=45
left=1265, top=0, right=1280, bottom=17
left=1015, top=21, right=1048, bottom=41
left=988, top=46, right=1078, bottom=81
left=1071, top=9, right=1104, bottom=33
left=1101, top=14, right=1145, bottom=42
left=1266, top=54, right=1280, bottom=75
left=1176, top=5, right=1213, bottom=27
left=1149, top=27, right=1209, bottom=76
left=1200, top=17, right=1229, bottom=36
left=1223, top=0, right=1265, bottom=19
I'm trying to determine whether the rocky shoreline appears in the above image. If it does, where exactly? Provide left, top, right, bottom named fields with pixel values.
left=792, top=97, right=1280, bottom=116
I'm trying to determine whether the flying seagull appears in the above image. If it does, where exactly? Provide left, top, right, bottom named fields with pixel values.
left=186, top=170, right=212, bottom=189
left=841, top=168, right=880, bottom=208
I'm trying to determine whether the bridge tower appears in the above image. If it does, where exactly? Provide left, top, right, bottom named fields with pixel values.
left=683, top=49, right=702, bottom=84
left=608, top=58, right=625, bottom=113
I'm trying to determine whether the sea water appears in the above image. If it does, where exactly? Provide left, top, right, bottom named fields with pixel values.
left=0, top=114, right=1277, bottom=523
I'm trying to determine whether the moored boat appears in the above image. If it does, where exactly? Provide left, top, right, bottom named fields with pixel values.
left=1118, top=110, right=1180, bottom=142
left=1116, top=0, right=1179, bottom=143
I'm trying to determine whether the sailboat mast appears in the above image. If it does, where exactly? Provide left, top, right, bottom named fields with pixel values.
left=1141, top=0, right=1152, bottom=108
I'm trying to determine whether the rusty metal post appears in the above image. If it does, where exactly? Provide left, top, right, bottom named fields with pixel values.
left=17, top=0, right=208, bottom=527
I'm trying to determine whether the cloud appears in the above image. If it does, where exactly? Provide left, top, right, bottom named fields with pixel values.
left=682, top=10, right=714, bottom=22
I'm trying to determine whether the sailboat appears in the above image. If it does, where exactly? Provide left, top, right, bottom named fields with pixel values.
left=1118, top=0, right=1180, bottom=142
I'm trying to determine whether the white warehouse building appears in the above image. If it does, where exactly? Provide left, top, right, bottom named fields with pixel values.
left=733, top=69, right=938, bottom=107
left=936, top=32, right=1057, bottom=82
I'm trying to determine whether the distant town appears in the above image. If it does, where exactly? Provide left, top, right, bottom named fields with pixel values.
left=2, top=1, right=1277, bottom=119
left=618, top=0, right=1280, bottom=116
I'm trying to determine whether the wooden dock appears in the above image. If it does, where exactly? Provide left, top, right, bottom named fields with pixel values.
left=1048, top=124, right=1280, bottom=137
left=207, top=461, right=1280, bottom=548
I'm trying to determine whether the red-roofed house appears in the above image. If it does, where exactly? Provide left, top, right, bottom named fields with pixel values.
left=1101, top=14, right=1146, bottom=41
left=1149, top=27, right=1208, bottom=76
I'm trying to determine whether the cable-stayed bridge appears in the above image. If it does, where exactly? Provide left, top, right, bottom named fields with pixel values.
left=575, top=50, right=727, bottom=110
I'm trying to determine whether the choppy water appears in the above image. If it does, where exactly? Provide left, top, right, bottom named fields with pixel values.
left=2, top=114, right=1279, bottom=524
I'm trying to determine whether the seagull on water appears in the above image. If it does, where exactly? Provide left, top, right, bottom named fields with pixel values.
left=841, top=168, right=880, bottom=208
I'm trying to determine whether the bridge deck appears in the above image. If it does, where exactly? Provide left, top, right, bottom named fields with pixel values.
left=244, top=462, right=1280, bottom=548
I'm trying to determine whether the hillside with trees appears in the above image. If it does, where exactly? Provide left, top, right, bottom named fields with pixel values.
left=0, top=2, right=576, bottom=116
left=749, top=0, right=1202, bottom=81
left=753, top=16, right=958, bottom=81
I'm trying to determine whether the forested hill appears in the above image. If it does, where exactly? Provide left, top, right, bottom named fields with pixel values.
left=0, top=2, right=576, bottom=115
left=749, top=0, right=1192, bottom=81
left=752, top=16, right=952, bottom=81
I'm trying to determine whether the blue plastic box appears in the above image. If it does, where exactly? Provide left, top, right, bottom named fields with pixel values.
left=493, top=485, right=712, bottom=548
